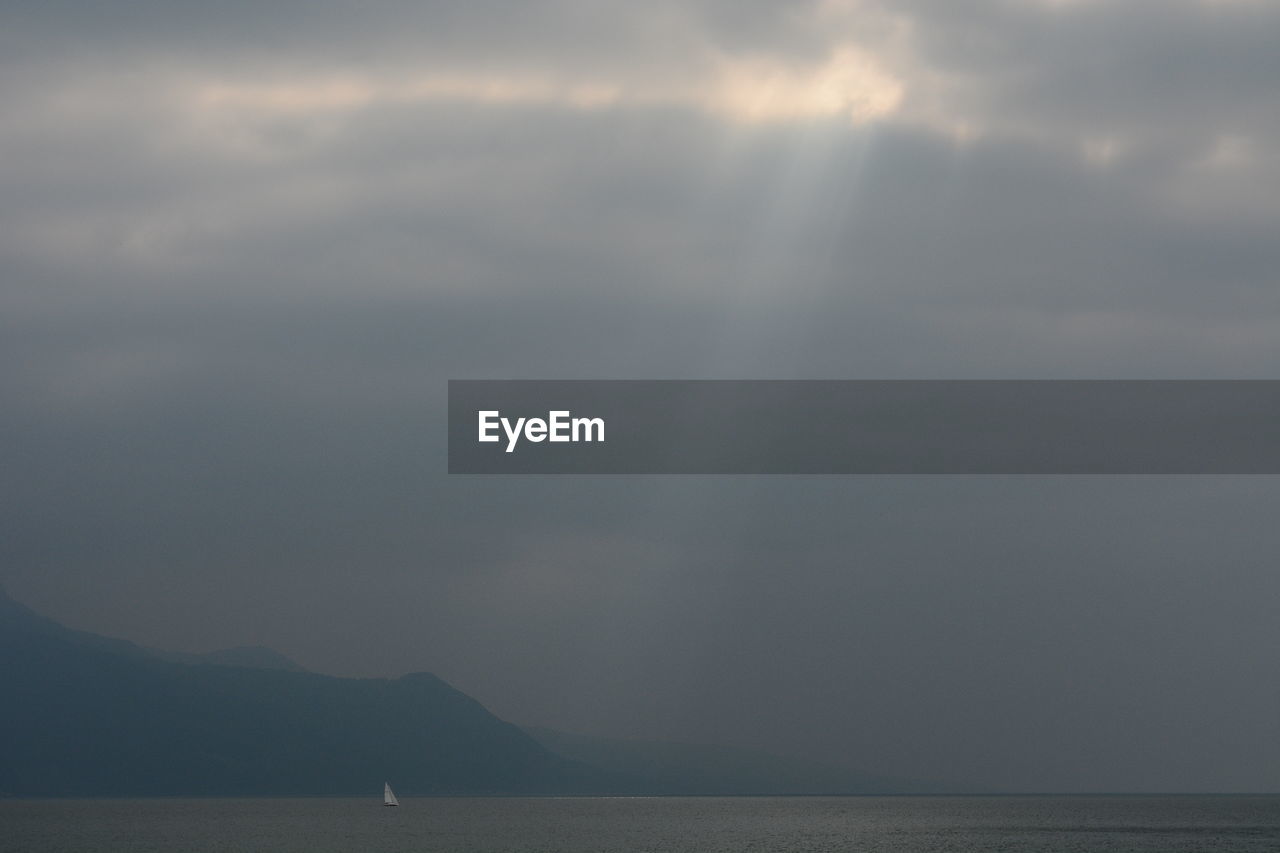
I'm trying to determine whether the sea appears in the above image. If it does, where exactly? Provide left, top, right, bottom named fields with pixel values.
left=2, top=796, right=1279, bottom=853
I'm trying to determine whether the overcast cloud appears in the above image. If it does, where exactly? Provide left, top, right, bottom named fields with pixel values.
left=3, top=0, right=1279, bottom=792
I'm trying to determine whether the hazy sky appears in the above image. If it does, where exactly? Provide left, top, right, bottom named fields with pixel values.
left=3, top=0, right=1280, bottom=792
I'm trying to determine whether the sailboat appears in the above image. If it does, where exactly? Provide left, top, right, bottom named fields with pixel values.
left=384, top=782, right=400, bottom=807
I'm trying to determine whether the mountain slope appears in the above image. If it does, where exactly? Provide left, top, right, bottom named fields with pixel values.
left=0, top=588, right=306, bottom=672
left=0, top=587, right=609, bottom=796
left=0, top=586, right=938, bottom=797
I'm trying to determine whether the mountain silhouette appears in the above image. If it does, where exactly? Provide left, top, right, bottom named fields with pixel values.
left=0, top=586, right=931, bottom=796
left=0, top=586, right=609, bottom=796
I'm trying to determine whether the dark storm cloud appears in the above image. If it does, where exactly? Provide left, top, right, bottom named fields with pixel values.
left=3, top=0, right=1280, bottom=792
left=895, top=0, right=1280, bottom=141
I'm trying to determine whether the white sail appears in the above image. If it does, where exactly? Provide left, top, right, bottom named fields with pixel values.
left=384, top=782, right=400, bottom=806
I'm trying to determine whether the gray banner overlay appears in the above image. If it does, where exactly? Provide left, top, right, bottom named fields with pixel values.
left=448, top=381, right=1280, bottom=474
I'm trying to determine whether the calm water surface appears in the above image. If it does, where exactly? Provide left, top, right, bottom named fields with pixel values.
left=2, top=796, right=1279, bottom=853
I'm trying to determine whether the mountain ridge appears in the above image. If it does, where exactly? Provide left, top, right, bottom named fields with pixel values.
left=0, top=585, right=933, bottom=797
left=0, top=585, right=612, bottom=796
left=0, top=586, right=307, bottom=673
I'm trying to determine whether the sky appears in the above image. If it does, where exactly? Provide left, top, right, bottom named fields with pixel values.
left=3, top=0, right=1280, bottom=793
